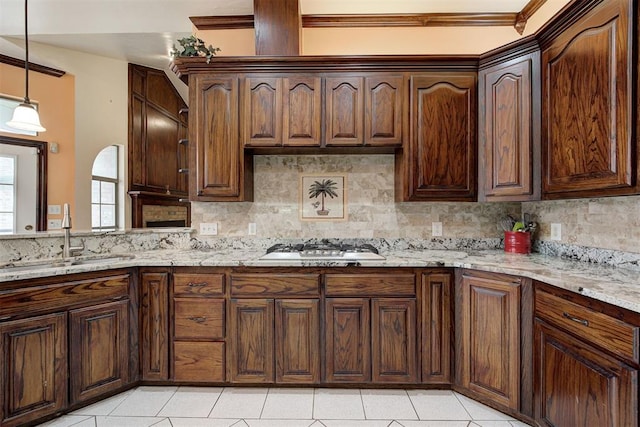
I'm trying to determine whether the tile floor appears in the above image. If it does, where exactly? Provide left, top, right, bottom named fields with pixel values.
left=38, top=386, right=532, bottom=427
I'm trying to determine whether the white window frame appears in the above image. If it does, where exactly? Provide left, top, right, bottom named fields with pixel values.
left=0, top=154, right=17, bottom=234
left=91, top=146, right=119, bottom=231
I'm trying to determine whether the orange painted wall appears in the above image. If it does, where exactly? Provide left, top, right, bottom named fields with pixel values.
left=0, top=63, right=76, bottom=226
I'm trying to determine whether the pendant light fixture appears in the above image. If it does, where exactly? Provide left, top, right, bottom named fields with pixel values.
left=6, top=0, right=46, bottom=133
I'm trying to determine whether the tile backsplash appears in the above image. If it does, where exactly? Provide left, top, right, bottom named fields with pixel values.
left=524, top=195, right=640, bottom=254
left=191, top=155, right=519, bottom=239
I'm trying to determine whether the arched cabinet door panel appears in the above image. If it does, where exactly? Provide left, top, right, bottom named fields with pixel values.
left=541, top=0, right=637, bottom=198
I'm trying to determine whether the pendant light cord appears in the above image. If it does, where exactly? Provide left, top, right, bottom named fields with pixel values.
left=24, top=0, right=30, bottom=104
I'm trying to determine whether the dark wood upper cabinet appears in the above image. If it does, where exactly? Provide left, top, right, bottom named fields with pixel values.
left=541, top=0, right=637, bottom=198
left=128, top=64, right=188, bottom=196
left=243, top=77, right=283, bottom=146
left=190, top=75, right=253, bottom=201
left=478, top=49, right=541, bottom=202
left=401, top=73, right=477, bottom=201
left=283, top=77, right=322, bottom=146
left=243, top=76, right=322, bottom=147
left=365, top=75, right=404, bottom=146
left=325, top=77, right=364, bottom=146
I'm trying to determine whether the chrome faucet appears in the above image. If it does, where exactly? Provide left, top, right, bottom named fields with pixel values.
left=61, top=203, right=84, bottom=258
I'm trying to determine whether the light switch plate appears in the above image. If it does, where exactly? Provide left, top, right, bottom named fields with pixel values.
left=432, top=222, right=443, bottom=237
left=200, top=222, right=218, bottom=235
left=550, top=223, right=562, bottom=240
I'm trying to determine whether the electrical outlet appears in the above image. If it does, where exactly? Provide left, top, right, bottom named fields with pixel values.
left=200, top=222, right=218, bottom=235
left=48, top=219, right=62, bottom=230
left=550, top=223, right=562, bottom=241
left=47, top=205, right=61, bottom=215
left=432, top=222, right=443, bottom=237
left=248, top=223, right=257, bottom=235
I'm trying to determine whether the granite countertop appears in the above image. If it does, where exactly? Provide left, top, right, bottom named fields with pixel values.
left=1, top=248, right=639, bottom=314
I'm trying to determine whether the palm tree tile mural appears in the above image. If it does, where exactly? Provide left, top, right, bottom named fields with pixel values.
left=300, top=174, right=347, bottom=220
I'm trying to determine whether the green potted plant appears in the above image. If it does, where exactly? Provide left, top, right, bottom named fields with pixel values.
left=171, top=36, right=221, bottom=63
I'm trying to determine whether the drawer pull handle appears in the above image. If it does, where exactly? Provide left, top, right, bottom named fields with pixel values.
left=110, top=295, right=128, bottom=301
left=563, top=312, right=589, bottom=327
left=187, top=282, right=208, bottom=288
left=188, top=316, right=207, bottom=324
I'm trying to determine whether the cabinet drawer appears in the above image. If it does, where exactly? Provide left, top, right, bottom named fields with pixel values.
left=174, top=298, right=224, bottom=340
left=536, top=289, right=639, bottom=363
left=0, top=274, right=130, bottom=319
left=174, top=341, right=225, bottom=382
left=173, top=273, right=224, bottom=296
left=325, top=274, right=416, bottom=297
left=230, top=274, right=320, bottom=296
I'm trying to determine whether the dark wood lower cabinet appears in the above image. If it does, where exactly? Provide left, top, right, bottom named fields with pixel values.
left=69, top=300, right=129, bottom=404
left=325, top=298, right=371, bottom=383
left=275, top=299, right=320, bottom=384
left=0, top=313, right=67, bottom=427
left=421, top=272, right=453, bottom=383
left=325, top=297, right=418, bottom=384
left=140, top=271, right=169, bottom=380
left=228, top=298, right=320, bottom=384
left=372, top=298, right=417, bottom=383
left=228, top=299, right=275, bottom=383
left=534, top=319, right=638, bottom=427
left=457, top=271, right=522, bottom=410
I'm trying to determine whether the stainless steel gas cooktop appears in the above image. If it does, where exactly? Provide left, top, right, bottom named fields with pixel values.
left=260, top=242, right=385, bottom=261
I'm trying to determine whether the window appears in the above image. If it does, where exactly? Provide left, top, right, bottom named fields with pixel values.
left=0, top=155, right=16, bottom=234
left=91, top=146, right=118, bottom=230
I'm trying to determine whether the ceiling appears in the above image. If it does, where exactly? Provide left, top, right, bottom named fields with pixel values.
left=0, top=0, right=532, bottom=70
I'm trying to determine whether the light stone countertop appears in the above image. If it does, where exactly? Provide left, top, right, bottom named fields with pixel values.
left=1, top=248, right=639, bottom=314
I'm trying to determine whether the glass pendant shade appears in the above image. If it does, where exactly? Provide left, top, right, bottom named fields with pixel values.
left=6, top=102, right=46, bottom=132
left=6, top=0, right=46, bottom=133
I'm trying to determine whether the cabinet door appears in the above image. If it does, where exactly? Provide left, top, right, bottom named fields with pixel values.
left=275, top=299, right=320, bottom=384
left=228, top=299, right=274, bottom=383
left=479, top=52, right=540, bottom=201
left=283, top=76, right=322, bottom=147
left=0, top=313, right=67, bottom=427
left=141, top=272, right=169, bottom=380
left=372, top=298, right=417, bottom=383
left=69, top=300, right=129, bottom=404
left=191, top=75, right=251, bottom=201
left=243, top=77, right=282, bottom=147
left=404, top=73, right=477, bottom=201
left=325, top=298, right=371, bottom=382
left=458, top=272, right=521, bottom=410
left=365, top=75, right=403, bottom=146
left=421, top=272, right=453, bottom=384
left=325, top=77, right=364, bottom=146
left=535, top=319, right=638, bottom=427
left=542, top=0, right=634, bottom=198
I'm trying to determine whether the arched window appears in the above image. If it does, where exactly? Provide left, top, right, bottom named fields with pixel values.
left=91, top=145, right=119, bottom=230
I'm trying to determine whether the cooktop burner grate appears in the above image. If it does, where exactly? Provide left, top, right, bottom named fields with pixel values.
left=261, top=242, right=384, bottom=260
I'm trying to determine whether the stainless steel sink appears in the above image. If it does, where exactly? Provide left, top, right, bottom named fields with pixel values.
left=0, top=254, right=136, bottom=273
